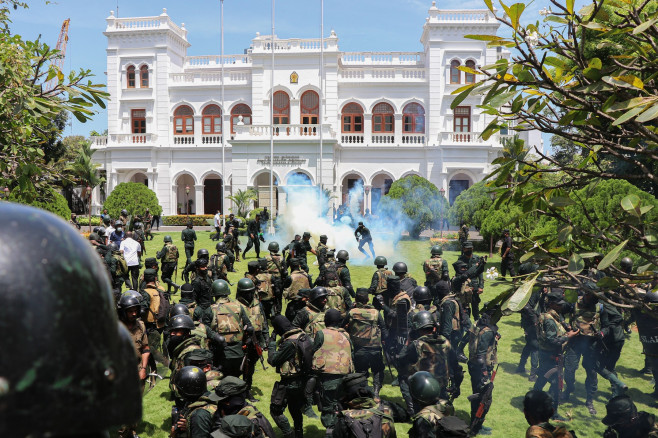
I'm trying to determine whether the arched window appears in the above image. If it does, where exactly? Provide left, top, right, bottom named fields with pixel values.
left=202, top=105, right=222, bottom=134
left=372, top=102, right=394, bottom=133
left=300, top=90, right=319, bottom=125
left=403, top=103, right=425, bottom=133
left=230, top=104, right=252, bottom=134
left=127, top=65, right=136, bottom=88
left=173, top=105, right=194, bottom=135
left=465, top=60, right=476, bottom=84
left=341, top=102, right=364, bottom=133
left=140, top=65, right=149, bottom=88
left=273, top=91, right=290, bottom=124
left=450, top=60, right=461, bottom=84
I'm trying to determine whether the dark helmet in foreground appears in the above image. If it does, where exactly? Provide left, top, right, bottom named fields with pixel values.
left=176, top=366, right=207, bottom=401
left=117, top=292, right=141, bottom=312
left=412, top=311, right=435, bottom=331
left=392, top=262, right=408, bottom=275
left=602, top=395, right=638, bottom=426
left=336, top=250, right=349, bottom=261
left=216, top=241, right=227, bottom=252
left=211, top=279, right=231, bottom=297
left=237, top=278, right=256, bottom=294
left=619, top=257, right=633, bottom=274
left=430, top=245, right=443, bottom=256
left=310, top=287, right=328, bottom=302
left=170, top=314, right=195, bottom=331
left=409, top=371, right=441, bottom=406
left=197, top=248, right=210, bottom=259
left=170, top=303, right=189, bottom=317
left=374, top=256, right=387, bottom=267
left=164, top=235, right=173, bottom=243
left=0, top=203, right=141, bottom=436
left=268, top=241, right=280, bottom=252
left=413, top=286, right=431, bottom=303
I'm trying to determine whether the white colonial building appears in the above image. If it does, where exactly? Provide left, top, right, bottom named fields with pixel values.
left=91, top=2, right=542, bottom=216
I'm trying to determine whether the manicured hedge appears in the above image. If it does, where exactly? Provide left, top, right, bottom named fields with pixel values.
left=163, top=215, right=215, bottom=226
left=8, top=188, right=71, bottom=221
left=76, top=216, right=102, bottom=226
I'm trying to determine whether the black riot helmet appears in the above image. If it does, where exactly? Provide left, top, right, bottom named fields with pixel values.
left=619, top=257, right=633, bottom=274
left=121, top=209, right=128, bottom=216
left=170, top=303, right=189, bottom=318
left=413, top=286, right=431, bottom=304
left=108, top=242, right=120, bottom=252
left=117, top=292, right=141, bottom=312
left=336, top=250, right=349, bottom=262
left=170, top=314, right=195, bottom=331
left=268, top=241, right=280, bottom=253
left=412, top=311, right=436, bottom=331
left=216, top=241, right=227, bottom=252
left=0, top=203, right=141, bottom=436
left=310, top=287, right=328, bottom=303
left=197, top=248, right=210, bottom=259
left=374, top=256, right=387, bottom=267
left=164, top=235, right=173, bottom=243
left=409, top=371, right=441, bottom=407
left=393, top=262, right=408, bottom=275
left=176, top=366, right=208, bottom=401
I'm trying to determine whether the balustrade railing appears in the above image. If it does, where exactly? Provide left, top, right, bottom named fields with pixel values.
left=109, top=133, right=158, bottom=145
left=234, top=124, right=335, bottom=139
left=340, top=52, right=424, bottom=66
left=401, top=134, right=426, bottom=145
left=173, top=135, right=194, bottom=145
left=202, top=134, right=223, bottom=145
left=341, top=134, right=364, bottom=144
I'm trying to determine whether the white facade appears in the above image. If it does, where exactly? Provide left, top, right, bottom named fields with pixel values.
left=92, top=3, right=542, bottom=216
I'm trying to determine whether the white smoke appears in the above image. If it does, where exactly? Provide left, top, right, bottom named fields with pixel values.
left=269, top=174, right=411, bottom=266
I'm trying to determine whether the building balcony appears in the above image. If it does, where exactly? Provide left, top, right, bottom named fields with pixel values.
left=170, top=71, right=251, bottom=86
left=184, top=55, right=252, bottom=69
left=339, top=67, right=426, bottom=83
left=91, top=133, right=159, bottom=147
left=340, top=51, right=424, bottom=66
left=438, top=131, right=508, bottom=146
left=339, top=132, right=427, bottom=147
left=233, top=124, right=336, bottom=140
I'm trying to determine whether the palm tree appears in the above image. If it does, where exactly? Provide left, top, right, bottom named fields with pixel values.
left=69, top=140, right=105, bottom=232
left=228, top=188, right=257, bottom=218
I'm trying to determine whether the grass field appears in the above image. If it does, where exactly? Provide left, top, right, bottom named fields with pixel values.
left=136, top=230, right=655, bottom=438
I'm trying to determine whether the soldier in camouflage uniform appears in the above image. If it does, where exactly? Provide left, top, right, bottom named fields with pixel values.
left=333, top=373, right=397, bottom=438
left=336, top=250, right=355, bottom=298
left=184, top=349, right=223, bottom=392
left=293, top=286, right=329, bottom=338
left=451, top=259, right=481, bottom=362
left=138, top=258, right=161, bottom=294
left=210, top=241, right=231, bottom=282
left=312, top=308, right=356, bottom=435
left=398, top=311, right=458, bottom=414
left=410, top=287, right=439, bottom=324
left=345, top=289, right=388, bottom=399
left=393, top=262, right=418, bottom=298
left=236, top=277, right=269, bottom=402
left=268, top=315, right=312, bottom=438
left=211, top=377, right=276, bottom=438
left=409, top=371, right=463, bottom=438
left=105, top=241, right=127, bottom=301
left=457, top=241, right=486, bottom=320
left=213, top=415, right=255, bottom=438
left=602, top=395, right=658, bottom=438
left=563, top=291, right=604, bottom=414
left=192, top=257, right=215, bottom=326
left=170, top=365, right=217, bottom=438
left=423, top=245, right=449, bottom=304
left=467, top=312, right=499, bottom=436
left=316, top=234, right=329, bottom=266
left=157, top=235, right=181, bottom=294
left=458, top=223, right=469, bottom=250
left=265, top=241, right=288, bottom=315
left=167, top=314, right=203, bottom=405
left=533, top=289, right=579, bottom=421
left=212, top=279, right=254, bottom=378
left=437, top=276, right=465, bottom=399
left=369, top=256, right=393, bottom=296
left=223, top=230, right=238, bottom=272
left=181, top=220, right=197, bottom=271
left=245, top=260, right=275, bottom=320
left=184, top=248, right=211, bottom=283
left=283, top=234, right=301, bottom=267
left=284, top=258, right=313, bottom=303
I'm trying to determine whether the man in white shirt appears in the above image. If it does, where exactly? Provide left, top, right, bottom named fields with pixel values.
left=120, top=231, right=142, bottom=290
left=105, top=221, right=116, bottom=245
left=212, top=209, right=222, bottom=241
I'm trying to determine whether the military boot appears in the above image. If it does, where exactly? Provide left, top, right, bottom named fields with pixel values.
left=373, top=383, right=381, bottom=400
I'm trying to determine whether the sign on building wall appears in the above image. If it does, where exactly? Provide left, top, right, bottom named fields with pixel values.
left=257, top=155, right=306, bottom=166
left=290, top=71, right=298, bottom=84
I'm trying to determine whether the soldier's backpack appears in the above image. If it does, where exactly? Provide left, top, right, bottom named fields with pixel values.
left=145, top=286, right=171, bottom=327
left=113, top=253, right=129, bottom=276
left=326, top=286, right=347, bottom=315
left=376, top=270, right=393, bottom=293
left=210, top=253, right=227, bottom=278
left=342, top=411, right=384, bottom=438
left=215, top=301, right=243, bottom=343
left=322, top=261, right=341, bottom=287
left=292, top=332, right=315, bottom=374
left=435, top=415, right=470, bottom=438
left=347, top=307, right=380, bottom=348
left=164, top=244, right=179, bottom=263
left=425, top=258, right=444, bottom=284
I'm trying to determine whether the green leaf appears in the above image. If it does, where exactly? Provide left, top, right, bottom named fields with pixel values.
left=588, top=58, right=602, bottom=69
left=636, top=104, right=658, bottom=123
left=603, top=75, right=645, bottom=90
left=566, top=0, right=574, bottom=14
left=508, top=3, right=526, bottom=30
left=451, top=85, right=476, bottom=109
left=597, top=240, right=629, bottom=270
left=484, top=0, right=494, bottom=12
left=505, top=273, right=539, bottom=312
left=564, top=289, right=579, bottom=303
left=621, top=194, right=640, bottom=213
left=597, top=277, right=620, bottom=289
left=488, top=90, right=517, bottom=108
left=612, top=106, right=646, bottom=126
left=549, top=196, right=575, bottom=208
left=633, top=18, right=657, bottom=34
left=579, top=252, right=602, bottom=259
left=545, top=15, right=568, bottom=24
left=558, top=225, right=573, bottom=242
left=638, top=263, right=657, bottom=274
left=640, top=205, right=655, bottom=215
left=568, top=253, right=585, bottom=273
left=543, top=56, right=566, bottom=69
left=465, top=34, right=504, bottom=41
left=520, top=251, right=536, bottom=263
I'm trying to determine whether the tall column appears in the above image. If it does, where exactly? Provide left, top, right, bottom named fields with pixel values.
left=172, top=184, right=178, bottom=216
left=194, top=115, right=202, bottom=145
left=394, top=114, right=403, bottom=146
left=194, top=184, right=204, bottom=215
left=364, top=114, right=372, bottom=145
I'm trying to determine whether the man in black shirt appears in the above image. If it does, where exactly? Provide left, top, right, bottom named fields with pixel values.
left=243, top=214, right=263, bottom=259
left=500, top=229, right=517, bottom=280
left=354, top=221, right=376, bottom=259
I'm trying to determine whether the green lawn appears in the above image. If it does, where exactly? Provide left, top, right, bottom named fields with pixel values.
left=137, top=231, right=654, bottom=438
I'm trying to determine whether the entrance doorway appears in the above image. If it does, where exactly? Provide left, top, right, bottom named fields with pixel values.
left=204, top=176, right=223, bottom=214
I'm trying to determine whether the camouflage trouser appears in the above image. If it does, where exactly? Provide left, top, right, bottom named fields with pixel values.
left=318, top=374, right=343, bottom=431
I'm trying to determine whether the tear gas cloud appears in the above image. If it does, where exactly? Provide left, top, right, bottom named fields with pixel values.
left=269, top=174, right=414, bottom=266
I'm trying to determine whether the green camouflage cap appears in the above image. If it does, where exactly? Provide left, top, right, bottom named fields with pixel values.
left=211, top=415, right=254, bottom=438
left=209, top=376, right=247, bottom=402
left=603, top=395, right=637, bottom=426
left=462, top=241, right=474, bottom=249
left=185, top=348, right=214, bottom=364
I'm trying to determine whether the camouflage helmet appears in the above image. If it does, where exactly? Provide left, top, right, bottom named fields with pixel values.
left=216, top=241, right=227, bottom=252
left=237, top=278, right=256, bottom=294
left=212, top=279, right=231, bottom=297
left=170, top=314, right=195, bottom=331
left=170, top=303, right=189, bottom=318
left=409, top=371, right=441, bottom=406
left=620, top=257, right=633, bottom=274
left=430, top=245, right=443, bottom=256
left=392, top=262, right=408, bottom=275
left=413, top=286, right=431, bottom=303
left=197, top=248, right=210, bottom=259
left=412, top=311, right=435, bottom=331
left=336, top=250, right=349, bottom=261
left=268, top=241, right=280, bottom=252
left=176, top=366, right=207, bottom=401
left=310, top=286, right=328, bottom=302
left=374, top=256, right=387, bottom=267
left=164, top=235, right=173, bottom=243
left=0, top=203, right=141, bottom=436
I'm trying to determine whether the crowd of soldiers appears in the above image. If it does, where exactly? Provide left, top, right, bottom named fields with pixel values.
left=3, top=203, right=658, bottom=438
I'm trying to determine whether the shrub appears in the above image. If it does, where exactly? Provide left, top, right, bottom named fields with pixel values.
left=9, top=187, right=71, bottom=221
left=103, top=182, right=162, bottom=218
left=448, top=181, right=493, bottom=228
left=77, top=216, right=102, bottom=226
left=163, top=215, right=215, bottom=226
left=247, top=208, right=263, bottom=220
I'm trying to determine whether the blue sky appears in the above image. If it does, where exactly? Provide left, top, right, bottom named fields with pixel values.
left=10, top=0, right=551, bottom=146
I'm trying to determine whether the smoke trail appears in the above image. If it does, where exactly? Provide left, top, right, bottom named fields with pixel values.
left=271, top=173, right=412, bottom=267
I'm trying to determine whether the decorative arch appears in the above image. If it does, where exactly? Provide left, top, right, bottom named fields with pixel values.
left=450, top=59, right=461, bottom=84
left=339, top=169, right=368, bottom=183
left=250, top=169, right=282, bottom=186
left=172, top=170, right=199, bottom=186
left=339, top=99, right=367, bottom=114
left=267, top=85, right=294, bottom=99
left=368, top=169, right=395, bottom=185
left=400, top=169, right=423, bottom=179
left=230, top=102, right=252, bottom=134
left=126, top=64, right=136, bottom=88
left=295, top=84, right=322, bottom=100
left=369, top=98, right=398, bottom=114
left=465, top=59, right=477, bottom=84
left=284, top=169, right=315, bottom=185
left=447, top=169, right=477, bottom=183
left=447, top=170, right=475, bottom=205
left=200, top=170, right=224, bottom=181
left=124, top=169, right=149, bottom=185
left=171, top=101, right=197, bottom=115
left=200, top=101, right=225, bottom=114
